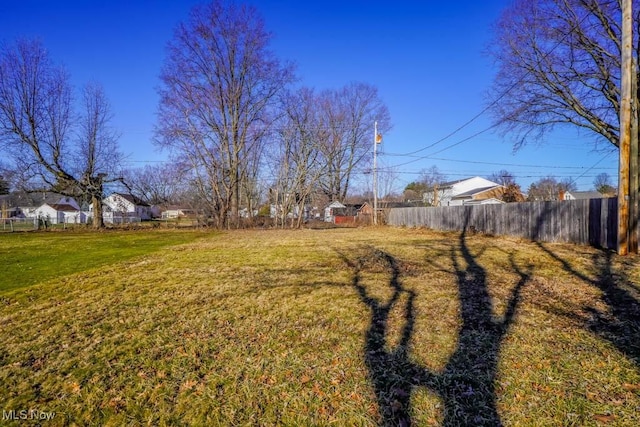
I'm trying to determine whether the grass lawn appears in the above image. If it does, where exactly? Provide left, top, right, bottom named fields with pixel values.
left=0, top=229, right=207, bottom=292
left=1, top=227, right=639, bottom=426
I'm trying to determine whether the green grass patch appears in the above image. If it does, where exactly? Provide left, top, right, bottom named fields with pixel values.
left=1, top=228, right=639, bottom=426
left=0, top=229, right=207, bottom=292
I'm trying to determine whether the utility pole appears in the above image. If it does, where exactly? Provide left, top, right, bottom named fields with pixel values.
left=373, top=121, right=379, bottom=225
left=631, top=55, right=639, bottom=254
left=619, top=0, right=632, bottom=255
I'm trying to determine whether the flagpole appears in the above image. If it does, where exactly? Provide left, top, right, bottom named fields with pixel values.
left=373, top=121, right=378, bottom=225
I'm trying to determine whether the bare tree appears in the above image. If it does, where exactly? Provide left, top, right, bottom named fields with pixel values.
left=238, top=137, right=264, bottom=224
left=0, top=162, right=13, bottom=194
left=0, top=39, right=122, bottom=228
left=527, top=175, right=576, bottom=201
left=155, top=0, right=294, bottom=228
left=488, top=170, right=524, bottom=202
left=377, top=165, right=399, bottom=202
left=74, top=83, right=123, bottom=227
left=269, top=88, right=324, bottom=228
left=419, top=166, right=448, bottom=206
left=0, top=176, right=8, bottom=195
left=419, top=165, right=448, bottom=188
left=122, top=162, right=188, bottom=206
left=490, top=0, right=633, bottom=149
left=594, top=171, right=617, bottom=194
left=487, top=169, right=516, bottom=186
left=316, top=82, right=391, bottom=202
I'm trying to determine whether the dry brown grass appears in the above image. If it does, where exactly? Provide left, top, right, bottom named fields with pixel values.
left=1, top=227, right=639, bottom=426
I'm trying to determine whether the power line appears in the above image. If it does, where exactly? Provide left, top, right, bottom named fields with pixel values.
left=387, top=9, right=595, bottom=158
left=383, top=125, right=499, bottom=169
left=570, top=151, right=616, bottom=185
left=367, top=170, right=611, bottom=179
left=379, top=154, right=617, bottom=171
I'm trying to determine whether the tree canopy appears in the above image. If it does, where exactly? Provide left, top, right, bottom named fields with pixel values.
left=156, top=0, right=295, bottom=227
left=0, top=39, right=122, bottom=227
left=0, top=174, right=9, bottom=195
left=527, top=176, right=577, bottom=201
left=490, top=0, right=632, bottom=150
left=594, top=172, right=617, bottom=194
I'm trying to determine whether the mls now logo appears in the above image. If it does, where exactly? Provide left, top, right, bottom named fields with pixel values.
left=3, top=409, right=56, bottom=421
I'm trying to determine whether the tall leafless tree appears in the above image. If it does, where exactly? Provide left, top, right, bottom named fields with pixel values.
left=155, top=0, right=294, bottom=228
left=488, top=169, right=516, bottom=186
left=270, top=87, right=324, bottom=228
left=490, top=0, right=636, bottom=149
left=418, top=165, right=448, bottom=206
left=122, top=162, right=188, bottom=206
left=74, top=83, right=123, bottom=227
left=527, top=175, right=577, bottom=200
left=0, top=162, right=13, bottom=194
left=316, top=82, right=391, bottom=202
left=0, top=39, right=122, bottom=228
left=594, top=171, right=617, bottom=193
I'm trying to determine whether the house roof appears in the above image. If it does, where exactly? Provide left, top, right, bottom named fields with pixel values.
left=383, top=201, right=425, bottom=208
left=46, top=203, right=79, bottom=212
left=344, top=203, right=370, bottom=210
left=110, top=192, right=150, bottom=206
left=326, top=201, right=346, bottom=208
left=432, top=178, right=465, bottom=190
left=3, top=191, right=75, bottom=208
left=566, top=191, right=605, bottom=200
left=452, top=185, right=503, bottom=199
left=431, top=176, right=501, bottom=190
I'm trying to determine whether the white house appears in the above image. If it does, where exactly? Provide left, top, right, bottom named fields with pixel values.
left=34, top=203, right=85, bottom=224
left=423, top=177, right=503, bottom=207
left=324, top=201, right=346, bottom=222
left=18, top=194, right=80, bottom=219
left=161, top=206, right=195, bottom=219
left=102, top=193, right=152, bottom=222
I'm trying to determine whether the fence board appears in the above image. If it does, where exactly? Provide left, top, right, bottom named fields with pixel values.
left=387, top=198, right=621, bottom=249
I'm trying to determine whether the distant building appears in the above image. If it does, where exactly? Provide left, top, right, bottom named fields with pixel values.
left=34, top=203, right=85, bottom=224
left=562, top=190, right=607, bottom=200
left=324, top=201, right=346, bottom=223
left=324, top=201, right=372, bottom=224
left=423, top=177, right=503, bottom=206
left=102, top=193, right=153, bottom=222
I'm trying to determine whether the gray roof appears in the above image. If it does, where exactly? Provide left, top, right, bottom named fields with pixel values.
left=47, top=203, right=79, bottom=212
left=567, top=191, right=605, bottom=200
left=452, top=185, right=503, bottom=199
left=1, top=191, right=73, bottom=207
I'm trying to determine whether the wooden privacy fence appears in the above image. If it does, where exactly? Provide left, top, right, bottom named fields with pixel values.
left=388, top=198, right=619, bottom=249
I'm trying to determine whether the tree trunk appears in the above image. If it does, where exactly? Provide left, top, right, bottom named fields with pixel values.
left=92, top=193, right=104, bottom=229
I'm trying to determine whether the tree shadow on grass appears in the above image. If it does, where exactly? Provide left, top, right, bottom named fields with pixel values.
left=528, top=201, right=640, bottom=366
left=338, top=226, right=532, bottom=426
left=535, top=242, right=640, bottom=366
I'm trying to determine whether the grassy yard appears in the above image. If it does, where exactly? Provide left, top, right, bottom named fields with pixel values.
left=0, top=229, right=208, bottom=292
left=1, top=227, right=639, bottom=426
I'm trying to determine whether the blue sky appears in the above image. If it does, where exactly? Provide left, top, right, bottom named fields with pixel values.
left=1, top=0, right=620, bottom=193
